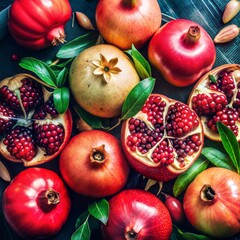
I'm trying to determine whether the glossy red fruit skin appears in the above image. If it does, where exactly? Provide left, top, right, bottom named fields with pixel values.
left=95, top=0, right=161, bottom=50
left=148, top=19, right=216, bottom=87
left=59, top=130, right=129, bottom=198
left=8, top=0, right=72, bottom=50
left=2, top=168, right=71, bottom=239
left=183, top=167, right=240, bottom=238
left=101, top=189, right=172, bottom=240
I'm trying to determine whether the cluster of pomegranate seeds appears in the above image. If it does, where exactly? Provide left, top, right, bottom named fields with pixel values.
left=0, top=78, right=44, bottom=112
left=126, top=95, right=202, bottom=167
left=207, top=108, right=239, bottom=136
left=166, top=102, right=200, bottom=137
left=33, top=123, right=65, bottom=155
left=0, top=104, right=16, bottom=134
left=191, top=70, right=239, bottom=137
left=33, top=98, right=59, bottom=120
left=3, top=126, right=37, bottom=161
left=191, top=93, right=228, bottom=116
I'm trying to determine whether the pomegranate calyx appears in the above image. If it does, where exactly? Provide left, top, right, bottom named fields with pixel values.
left=200, top=184, right=216, bottom=203
left=37, top=188, right=60, bottom=212
left=92, top=54, right=122, bottom=83
left=185, top=26, right=201, bottom=45
left=125, top=229, right=138, bottom=240
left=122, top=0, right=137, bottom=8
left=90, top=144, right=107, bottom=164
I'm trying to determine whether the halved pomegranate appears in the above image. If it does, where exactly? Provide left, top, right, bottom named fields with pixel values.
left=121, top=94, right=204, bottom=182
left=0, top=73, right=72, bottom=166
left=188, top=64, right=240, bottom=141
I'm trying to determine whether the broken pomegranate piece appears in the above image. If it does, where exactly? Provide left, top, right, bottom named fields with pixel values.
left=121, top=94, right=204, bottom=182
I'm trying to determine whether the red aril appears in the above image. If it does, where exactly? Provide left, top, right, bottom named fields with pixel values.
left=0, top=73, right=72, bottom=166
left=121, top=94, right=204, bottom=182
left=101, top=189, right=172, bottom=240
left=188, top=64, right=240, bottom=141
left=148, top=19, right=216, bottom=87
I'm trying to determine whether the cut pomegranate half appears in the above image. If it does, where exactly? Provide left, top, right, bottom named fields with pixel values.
left=0, top=73, right=72, bottom=166
left=188, top=64, right=240, bottom=142
left=121, top=94, right=204, bottom=182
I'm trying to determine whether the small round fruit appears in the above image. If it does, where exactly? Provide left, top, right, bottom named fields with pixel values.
left=59, top=130, right=129, bottom=198
left=101, top=189, right=172, bottom=240
left=183, top=167, right=240, bottom=238
left=121, top=94, right=204, bottom=182
left=69, top=44, right=140, bottom=118
left=188, top=64, right=240, bottom=141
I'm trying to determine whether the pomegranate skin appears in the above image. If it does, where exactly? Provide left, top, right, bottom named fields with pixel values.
left=148, top=19, right=216, bottom=87
left=59, top=130, right=129, bottom=198
left=102, top=189, right=172, bottom=240
left=183, top=167, right=240, bottom=238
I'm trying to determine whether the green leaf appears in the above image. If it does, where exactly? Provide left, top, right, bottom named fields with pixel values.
left=88, top=199, right=109, bottom=225
left=201, top=147, right=235, bottom=171
left=19, top=57, right=57, bottom=88
left=73, top=104, right=107, bottom=129
left=125, top=44, right=152, bottom=79
left=75, top=211, right=89, bottom=229
left=121, top=77, right=155, bottom=120
left=174, top=225, right=212, bottom=240
left=173, top=157, right=209, bottom=197
left=56, top=67, right=68, bottom=87
left=71, top=215, right=91, bottom=240
left=53, top=87, right=70, bottom=114
left=208, top=74, right=217, bottom=83
left=56, top=31, right=99, bottom=59
left=217, top=122, right=240, bottom=173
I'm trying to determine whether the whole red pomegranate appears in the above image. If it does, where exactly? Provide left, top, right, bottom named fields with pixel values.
left=8, top=0, right=72, bottom=50
left=59, top=130, right=129, bottom=198
left=101, top=189, right=172, bottom=240
left=121, top=94, right=204, bottom=182
left=148, top=19, right=216, bottom=87
left=183, top=167, right=240, bottom=238
left=0, top=73, right=72, bottom=166
left=188, top=64, right=240, bottom=141
left=95, top=0, right=162, bottom=50
left=2, top=167, right=71, bottom=239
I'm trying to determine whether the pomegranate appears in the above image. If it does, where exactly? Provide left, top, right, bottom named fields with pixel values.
left=121, top=94, right=204, bottom=182
left=188, top=64, right=240, bottom=141
left=183, top=167, right=240, bottom=238
left=0, top=73, right=72, bottom=166
left=148, top=19, right=216, bottom=87
left=95, top=0, right=162, bottom=50
left=59, top=130, right=129, bottom=198
left=8, top=0, right=72, bottom=50
left=69, top=44, right=140, bottom=118
left=159, top=192, right=185, bottom=225
left=2, top=167, right=71, bottom=239
left=101, top=189, right=172, bottom=240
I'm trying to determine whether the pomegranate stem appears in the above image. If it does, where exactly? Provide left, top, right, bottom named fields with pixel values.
left=90, top=144, right=107, bottom=164
left=200, top=184, right=216, bottom=202
left=184, top=26, right=201, bottom=44
left=37, top=188, right=60, bottom=212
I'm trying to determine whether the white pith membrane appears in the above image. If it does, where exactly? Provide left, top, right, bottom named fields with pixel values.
left=0, top=74, right=72, bottom=166
left=124, top=94, right=204, bottom=174
left=188, top=64, right=240, bottom=142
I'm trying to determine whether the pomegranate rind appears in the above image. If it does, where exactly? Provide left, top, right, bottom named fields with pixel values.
left=188, top=64, right=240, bottom=142
left=0, top=74, right=73, bottom=166
left=121, top=94, right=204, bottom=182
